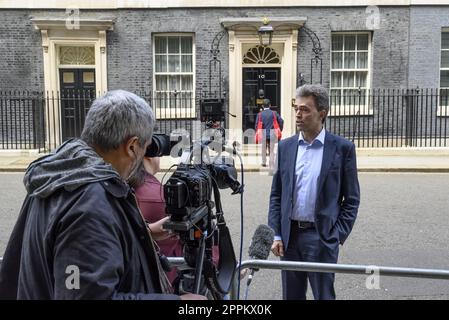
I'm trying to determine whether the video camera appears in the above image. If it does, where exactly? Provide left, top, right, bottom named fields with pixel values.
left=145, top=131, right=240, bottom=299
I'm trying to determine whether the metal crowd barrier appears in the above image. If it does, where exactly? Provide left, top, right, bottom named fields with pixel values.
left=168, top=257, right=449, bottom=299
left=2, top=256, right=449, bottom=299
left=237, top=259, right=449, bottom=280
left=229, top=259, right=449, bottom=299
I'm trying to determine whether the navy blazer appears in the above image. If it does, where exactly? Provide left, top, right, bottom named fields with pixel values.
left=268, top=131, right=360, bottom=253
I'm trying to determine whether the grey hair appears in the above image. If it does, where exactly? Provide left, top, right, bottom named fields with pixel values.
left=295, top=84, right=329, bottom=112
left=81, top=90, right=155, bottom=150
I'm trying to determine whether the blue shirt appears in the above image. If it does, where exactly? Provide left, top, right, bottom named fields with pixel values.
left=274, top=128, right=325, bottom=241
left=291, top=128, right=325, bottom=222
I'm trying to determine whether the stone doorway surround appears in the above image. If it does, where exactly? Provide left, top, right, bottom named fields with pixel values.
left=221, top=17, right=306, bottom=140
left=31, top=18, right=114, bottom=147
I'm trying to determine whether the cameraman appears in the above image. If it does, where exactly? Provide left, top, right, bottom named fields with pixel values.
left=0, top=90, right=205, bottom=300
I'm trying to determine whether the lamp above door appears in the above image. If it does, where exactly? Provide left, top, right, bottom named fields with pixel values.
left=258, top=17, right=274, bottom=46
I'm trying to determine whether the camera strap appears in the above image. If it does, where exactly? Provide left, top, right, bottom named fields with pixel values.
left=207, top=179, right=237, bottom=297
left=201, top=215, right=236, bottom=299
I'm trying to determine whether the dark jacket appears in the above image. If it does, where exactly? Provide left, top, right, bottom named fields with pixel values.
left=255, top=108, right=284, bottom=138
left=0, top=139, right=178, bottom=300
left=268, top=131, right=360, bottom=260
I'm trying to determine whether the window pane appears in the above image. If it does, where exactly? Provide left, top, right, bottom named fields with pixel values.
left=179, top=92, right=185, bottom=108
left=343, top=72, right=355, bottom=87
left=155, top=37, right=167, bottom=54
left=343, top=89, right=356, bottom=106
left=441, top=51, right=449, bottom=68
left=181, top=37, right=192, bottom=54
left=344, top=52, right=356, bottom=68
left=353, top=89, right=367, bottom=106
left=155, top=75, right=168, bottom=91
left=168, top=37, right=180, bottom=53
left=330, top=89, right=341, bottom=106
left=159, top=92, right=169, bottom=108
left=155, top=55, right=167, bottom=72
left=180, top=92, right=194, bottom=108
left=332, top=34, right=343, bottom=50
left=83, top=72, right=95, bottom=83
left=332, top=52, right=343, bottom=69
left=442, top=33, right=449, bottom=50
left=440, top=70, right=449, bottom=87
left=357, top=52, right=368, bottom=69
left=62, top=72, right=75, bottom=83
left=181, top=55, right=192, bottom=72
left=355, top=71, right=367, bottom=87
left=344, top=35, right=356, bottom=50
left=168, top=55, right=180, bottom=72
left=357, top=34, right=369, bottom=50
left=154, top=92, right=163, bottom=108
left=331, top=71, right=342, bottom=87
left=155, top=91, right=170, bottom=109
left=440, top=89, right=449, bottom=106
left=181, top=75, right=193, bottom=90
left=169, top=75, right=181, bottom=91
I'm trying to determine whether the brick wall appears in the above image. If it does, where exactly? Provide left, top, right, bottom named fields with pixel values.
left=1, top=6, right=449, bottom=148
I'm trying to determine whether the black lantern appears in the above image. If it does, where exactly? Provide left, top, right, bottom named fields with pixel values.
left=258, top=17, right=273, bottom=46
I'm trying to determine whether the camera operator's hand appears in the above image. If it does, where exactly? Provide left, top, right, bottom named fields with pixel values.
left=148, top=216, right=179, bottom=241
left=271, top=240, right=284, bottom=257
left=180, top=293, right=208, bottom=300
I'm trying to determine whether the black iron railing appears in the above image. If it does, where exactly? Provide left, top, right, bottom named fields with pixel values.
left=325, top=88, right=449, bottom=148
left=1, top=89, right=449, bottom=151
left=0, top=91, right=46, bottom=151
left=0, top=90, right=214, bottom=152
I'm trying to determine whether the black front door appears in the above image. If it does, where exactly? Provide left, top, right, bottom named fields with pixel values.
left=242, top=68, right=281, bottom=134
left=59, top=69, right=96, bottom=141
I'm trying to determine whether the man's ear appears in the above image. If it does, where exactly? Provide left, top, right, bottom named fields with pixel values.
left=320, top=109, right=328, bottom=122
left=125, top=136, right=139, bottom=158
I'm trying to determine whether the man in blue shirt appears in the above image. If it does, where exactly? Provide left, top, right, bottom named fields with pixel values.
left=268, top=84, right=360, bottom=300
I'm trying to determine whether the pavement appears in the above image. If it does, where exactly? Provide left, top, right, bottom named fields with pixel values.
left=1, top=145, right=449, bottom=172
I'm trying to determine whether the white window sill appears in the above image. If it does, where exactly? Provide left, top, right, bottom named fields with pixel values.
left=437, top=107, right=449, bottom=117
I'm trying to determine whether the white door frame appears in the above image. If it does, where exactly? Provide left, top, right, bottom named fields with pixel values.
left=228, top=30, right=298, bottom=141
left=31, top=19, right=113, bottom=149
left=221, top=17, right=306, bottom=141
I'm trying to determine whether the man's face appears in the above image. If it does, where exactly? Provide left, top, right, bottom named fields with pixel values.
left=294, top=96, right=326, bottom=134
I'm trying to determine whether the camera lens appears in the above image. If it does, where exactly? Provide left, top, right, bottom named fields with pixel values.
left=145, top=134, right=171, bottom=157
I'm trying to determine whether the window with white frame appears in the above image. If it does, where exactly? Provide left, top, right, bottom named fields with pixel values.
left=330, top=33, right=371, bottom=115
left=440, top=32, right=449, bottom=112
left=153, top=35, right=195, bottom=118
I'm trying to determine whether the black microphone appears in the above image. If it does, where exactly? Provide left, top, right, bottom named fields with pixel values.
left=246, top=224, right=275, bottom=286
